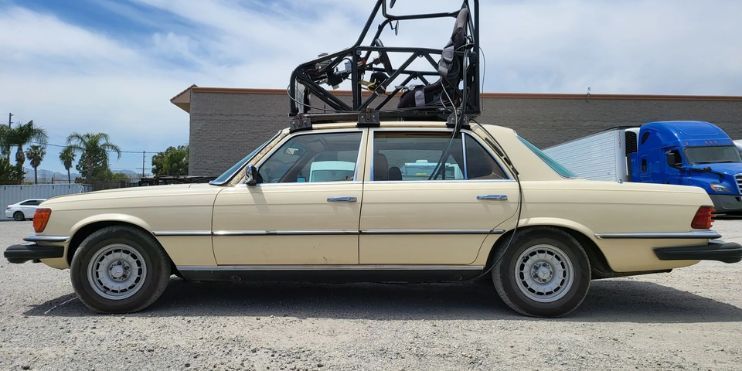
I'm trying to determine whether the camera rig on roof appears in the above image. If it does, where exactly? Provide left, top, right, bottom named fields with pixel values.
left=288, top=0, right=480, bottom=129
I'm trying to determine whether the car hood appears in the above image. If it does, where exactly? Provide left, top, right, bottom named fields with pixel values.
left=42, top=183, right=222, bottom=210
left=694, top=162, right=742, bottom=176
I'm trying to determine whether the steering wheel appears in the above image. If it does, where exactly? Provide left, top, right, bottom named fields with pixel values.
left=372, top=38, right=393, bottom=74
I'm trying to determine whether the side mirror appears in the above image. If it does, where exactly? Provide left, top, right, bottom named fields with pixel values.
left=245, top=164, right=261, bottom=186
left=665, top=151, right=682, bottom=168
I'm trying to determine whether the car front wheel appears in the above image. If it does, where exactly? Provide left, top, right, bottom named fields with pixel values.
left=492, top=228, right=591, bottom=317
left=70, top=226, right=171, bottom=313
left=13, top=211, right=25, bottom=221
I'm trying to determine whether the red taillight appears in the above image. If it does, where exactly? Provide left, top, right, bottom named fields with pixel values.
left=33, top=208, right=52, bottom=233
left=691, top=206, right=714, bottom=230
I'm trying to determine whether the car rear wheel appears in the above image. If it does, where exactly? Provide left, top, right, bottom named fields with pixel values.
left=13, top=211, right=25, bottom=221
left=492, top=228, right=590, bottom=317
left=70, top=226, right=171, bottom=313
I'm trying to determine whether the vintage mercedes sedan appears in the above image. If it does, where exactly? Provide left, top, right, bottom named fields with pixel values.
left=5, top=122, right=742, bottom=317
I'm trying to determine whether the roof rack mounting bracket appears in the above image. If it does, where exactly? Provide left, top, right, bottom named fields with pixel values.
left=446, top=111, right=471, bottom=130
left=289, top=114, right=312, bottom=133
left=357, top=108, right=380, bottom=127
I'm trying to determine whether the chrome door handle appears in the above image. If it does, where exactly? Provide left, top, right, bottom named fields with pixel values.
left=477, top=194, right=508, bottom=201
left=327, top=196, right=358, bottom=203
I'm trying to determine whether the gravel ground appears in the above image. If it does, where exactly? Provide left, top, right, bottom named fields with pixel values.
left=1, top=219, right=741, bottom=370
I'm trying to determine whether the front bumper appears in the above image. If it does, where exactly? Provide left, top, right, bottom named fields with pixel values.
left=709, top=194, right=742, bottom=213
left=654, top=240, right=742, bottom=264
left=4, top=243, right=64, bottom=264
left=4, top=209, right=13, bottom=219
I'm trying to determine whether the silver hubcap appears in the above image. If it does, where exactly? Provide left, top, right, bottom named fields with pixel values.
left=515, top=244, right=574, bottom=303
left=87, top=244, right=147, bottom=300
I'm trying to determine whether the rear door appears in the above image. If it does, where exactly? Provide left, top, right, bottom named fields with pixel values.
left=359, top=129, right=519, bottom=265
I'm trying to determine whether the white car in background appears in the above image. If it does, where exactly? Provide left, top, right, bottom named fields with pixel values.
left=735, top=140, right=742, bottom=155
left=5, top=199, right=46, bottom=221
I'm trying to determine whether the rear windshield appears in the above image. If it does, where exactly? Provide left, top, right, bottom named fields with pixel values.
left=518, top=136, right=576, bottom=178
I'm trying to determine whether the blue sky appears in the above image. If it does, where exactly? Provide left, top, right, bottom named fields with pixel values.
left=1, top=0, right=741, bottom=175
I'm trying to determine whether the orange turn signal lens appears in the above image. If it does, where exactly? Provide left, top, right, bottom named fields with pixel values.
left=33, top=208, right=52, bottom=233
left=690, top=206, right=714, bottom=230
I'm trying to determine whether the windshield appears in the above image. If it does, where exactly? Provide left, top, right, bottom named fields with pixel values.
left=685, top=145, right=741, bottom=164
left=518, top=136, right=576, bottom=178
left=210, top=131, right=282, bottom=185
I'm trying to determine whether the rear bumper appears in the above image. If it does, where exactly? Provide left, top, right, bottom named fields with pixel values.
left=654, top=240, right=742, bottom=264
left=4, top=243, right=64, bottom=264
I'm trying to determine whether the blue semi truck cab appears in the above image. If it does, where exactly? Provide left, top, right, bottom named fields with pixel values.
left=630, top=121, right=742, bottom=212
left=545, top=121, right=742, bottom=213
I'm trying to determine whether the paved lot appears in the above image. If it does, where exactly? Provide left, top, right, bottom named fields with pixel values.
left=1, top=220, right=741, bottom=370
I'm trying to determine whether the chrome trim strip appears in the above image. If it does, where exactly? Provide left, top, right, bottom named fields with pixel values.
left=213, top=230, right=358, bottom=236
left=595, top=230, right=722, bottom=240
left=157, top=229, right=507, bottom=237
left=24, top=235, right=69, bottom=243
left=177, top=264, right=485, bottom=271
left=361, top=229, right=503, bottom=235
left=152, top=230, right=212, bottom=237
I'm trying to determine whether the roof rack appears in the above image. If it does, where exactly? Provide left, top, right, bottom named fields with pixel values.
left=288, top=0, right=480, bottom=130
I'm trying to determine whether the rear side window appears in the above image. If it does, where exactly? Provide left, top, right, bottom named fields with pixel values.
left=464, top=135, right=507, bottom=180
left=373, top=132, right=464, bottom=181
left=372, top=131, right=507, bottom=181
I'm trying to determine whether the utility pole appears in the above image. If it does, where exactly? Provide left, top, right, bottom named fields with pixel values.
left=6, top=113, right=11, bottom=161
left=142, top=151, right=146, bottom=178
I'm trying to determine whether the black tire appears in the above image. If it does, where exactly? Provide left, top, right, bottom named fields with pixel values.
left=491, top=228, right=590, bottom=317
left=70, top=226, right=171, bottom=313
left=13, top=211, right=25, bottom=221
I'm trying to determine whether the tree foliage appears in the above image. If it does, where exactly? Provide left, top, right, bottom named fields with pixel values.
left=152, top=145, right=188, bottom=177
left=6, top=120, right=47, bottom=169
left=65, top=132, right=121, bottom=180
left=59, top=146, right=76, bottom=183
left=0, top=157, right=23, bottom=185
left=25, top=144, right=46, bottom=184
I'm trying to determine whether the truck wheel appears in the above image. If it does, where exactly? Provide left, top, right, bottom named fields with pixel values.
left=70, top=226, right=171, bottom=313
left=492, top=228, right=590, bottom=317
left=13, top=211, right=25, bottom=221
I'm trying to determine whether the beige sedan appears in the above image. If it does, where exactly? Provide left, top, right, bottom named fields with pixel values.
left=5, top=122, right=741, bottom=317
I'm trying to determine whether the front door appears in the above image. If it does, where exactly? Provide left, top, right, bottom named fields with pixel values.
left=212, top=130, right=366, bottom=265
left=359, top=129, right=519, bottom=265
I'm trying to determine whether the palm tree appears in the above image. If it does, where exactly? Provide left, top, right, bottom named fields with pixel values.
left=7, top=121, right=47, bottom=169
left=0, top=125, right=10, bottom=161
left=65, top=132, right=121, bottom=180
left=59, top=146, right=76, bottom=184
left=25, top=145, right=46, bottom=184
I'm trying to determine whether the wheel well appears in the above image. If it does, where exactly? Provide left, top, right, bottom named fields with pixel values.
left=485, top=225, right=615, bottom=279
left=66, top=221, right=177, bottom=273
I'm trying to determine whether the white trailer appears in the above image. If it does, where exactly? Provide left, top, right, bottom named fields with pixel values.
left=544, top=127, right=639, bottom=182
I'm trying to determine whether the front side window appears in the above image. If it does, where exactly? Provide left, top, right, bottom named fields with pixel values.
left=685, top=146, right=741, bottom=164
left=21, top=200, right=38, bottom=206
left=258, top=132, right=362, bottom=183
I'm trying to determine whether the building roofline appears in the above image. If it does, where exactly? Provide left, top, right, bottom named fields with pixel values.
left=170, top=85, right=742, bottom=113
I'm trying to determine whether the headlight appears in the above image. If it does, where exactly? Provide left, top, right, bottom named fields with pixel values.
left=710, top=184, right=728, bottom=193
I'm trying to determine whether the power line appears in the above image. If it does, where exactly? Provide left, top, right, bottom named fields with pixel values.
left=31, top=141, right=160, bottom=154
